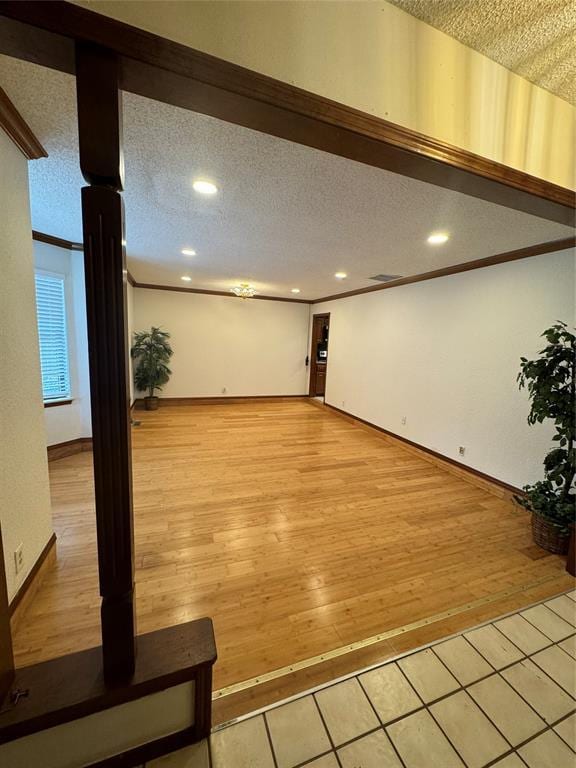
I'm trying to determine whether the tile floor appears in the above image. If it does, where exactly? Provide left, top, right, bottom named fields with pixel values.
left=148, top=591, right=576, bottom=768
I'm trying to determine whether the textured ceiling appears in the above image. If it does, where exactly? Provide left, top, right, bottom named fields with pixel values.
left=0, top=55, right=573, bottom=300
left=388, top=0, right=576, bottom=105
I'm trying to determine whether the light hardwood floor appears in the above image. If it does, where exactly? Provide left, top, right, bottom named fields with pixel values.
left=13, top=401, right=573, bottom=699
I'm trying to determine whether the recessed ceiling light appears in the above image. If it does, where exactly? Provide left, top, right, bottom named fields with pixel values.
left=427, top=232, right=449, bottom=245
left=291, top=288, right=301, bottom=294
left=192, top=180, right=218, bottom=195
left=181, top=248, right=197, bottom=256
left=334, top=272, right=347, bottom=279
left=181, top=275, right=192, bottom=282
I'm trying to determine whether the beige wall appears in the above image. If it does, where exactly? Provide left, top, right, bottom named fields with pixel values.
left=0, top=681, right=194, bottom=768
left=0, top=131, right=54, bottom=601
left=314, top=249, right=575, bottom=489
left=133, top=289, right=310, bottom=398
left=76, top=0, right=574, bottom=189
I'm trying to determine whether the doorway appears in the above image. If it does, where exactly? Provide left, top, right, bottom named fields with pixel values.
left=309, top=313, right=330, bottom=398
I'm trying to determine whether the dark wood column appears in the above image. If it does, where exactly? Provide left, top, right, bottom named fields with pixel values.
left=76, top=42, right=136, bottom=681
left=0, top=526, right=15, bottom=703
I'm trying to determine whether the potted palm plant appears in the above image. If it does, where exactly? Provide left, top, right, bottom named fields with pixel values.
left=131, top=326, right=173, bottom=410
left=516, top=322, right=575, bottom=553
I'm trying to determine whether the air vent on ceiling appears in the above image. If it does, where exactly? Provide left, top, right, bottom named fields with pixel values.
left=369, top=274, right=403, bottom=283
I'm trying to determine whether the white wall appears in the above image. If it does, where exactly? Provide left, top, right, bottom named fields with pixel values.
left=314, top=249, right=575, bottom=490
left=133, top=289, right=310, bottom=397
left=0, top=131, right=54, bottom=601
left=34, top=241, right=92, bottom=445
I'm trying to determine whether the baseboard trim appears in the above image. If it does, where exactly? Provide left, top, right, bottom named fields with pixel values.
left=134, top=395, right=309, bottom=408
left=47, top=437, right=92, bottom=461
left=9, top=533, right=57, bottom=629
left=318, top=400, right=522, bottom=498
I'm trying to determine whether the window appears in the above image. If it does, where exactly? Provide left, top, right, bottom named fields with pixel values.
left=35, top=272, right=71, bottom=402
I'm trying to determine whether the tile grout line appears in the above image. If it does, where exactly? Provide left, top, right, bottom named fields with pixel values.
left=466, top=667, right=576, bottom=757
left=543, top=596, right=576, bottom=627
left=422, top=645, right=516, bottom=765
left=293, top=748, right=339, bottom=768
left=355, top=674, right=409, bottom=768
left=550, top=709, right=576, bottom=753
left=392, top=642, right=515, bottom=767
left=459, top=618, right=576, bottom=709
left=492, top=612, right=559, bottom=653
left=519, top=602, right=575, bottom=643
left=261, top=711, right=280, bottom=768
left=455, top=624, right=574, bottom=745
left=483, top=749, right=530, bottom=768
left=310, top=689, right=344, bottom=768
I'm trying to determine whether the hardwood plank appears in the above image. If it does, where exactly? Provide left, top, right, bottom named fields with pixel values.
left=12, top=401, right=573, bottom=703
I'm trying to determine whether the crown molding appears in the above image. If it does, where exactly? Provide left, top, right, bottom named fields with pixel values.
left=312, top=237, right=576, bottom=303
left=32, top=230, right=83, bottom=250
left=133, top=281, right=312, bottom=304
left=0, top=85, right=47, bottom=159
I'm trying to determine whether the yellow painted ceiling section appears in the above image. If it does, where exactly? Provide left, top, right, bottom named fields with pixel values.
left=388, top=0, right=575, bottom=105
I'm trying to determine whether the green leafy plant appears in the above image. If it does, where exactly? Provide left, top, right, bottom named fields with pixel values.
left=131, top=327, right=173, bottom=399
left=516, top=322, right=575, bottom=534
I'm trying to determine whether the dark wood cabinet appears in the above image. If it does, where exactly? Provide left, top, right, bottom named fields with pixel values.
left=309, top=314, right=330, bottom=397
left=314, top=363, right=327, bottom=396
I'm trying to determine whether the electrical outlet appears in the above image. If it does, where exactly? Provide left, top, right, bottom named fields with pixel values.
left=14, top=543, right=24, bottom=575
left=222, top=386, right=227, bottom=394
left=401, top=416, right=407, bottom=425
left=342, top=400, right=345, bottom=408
left=459, top=446, right=466, bottom=456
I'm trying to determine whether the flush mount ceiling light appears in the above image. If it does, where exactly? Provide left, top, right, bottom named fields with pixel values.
left=427, top=232, right=449, bottom=245
left=231, top=283, right=257, bottom=299
left=181, top=275, right=192, bottom=282
left=291, top=288, right=301, bottom=294
left=334, top=272, right=348, bottom=279
left=181, top=248, right=197, bottom=256
left=192, top=180, right=218, bottom=195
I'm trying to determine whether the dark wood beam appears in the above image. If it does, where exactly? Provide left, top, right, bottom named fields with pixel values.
left=0, top=1, right=573, bottom=226
left=0, top=84, right=47, bottom=159
left=76, top=42, right=135, bottom=682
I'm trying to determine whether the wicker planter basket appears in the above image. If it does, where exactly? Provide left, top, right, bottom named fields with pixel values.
left=531, top=512, right=570, bottom=555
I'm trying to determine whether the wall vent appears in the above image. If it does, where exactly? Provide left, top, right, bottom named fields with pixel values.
left=368, top=274, right=403, bottom=283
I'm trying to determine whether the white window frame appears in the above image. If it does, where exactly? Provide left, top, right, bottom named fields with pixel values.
left=35, top=269, right=72, bottom=404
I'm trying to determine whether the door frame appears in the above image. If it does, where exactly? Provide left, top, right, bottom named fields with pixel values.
left=308, top=313, right=330, bottom=398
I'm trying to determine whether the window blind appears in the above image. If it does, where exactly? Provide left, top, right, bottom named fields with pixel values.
left=35, top=273, right=71, bottom=402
